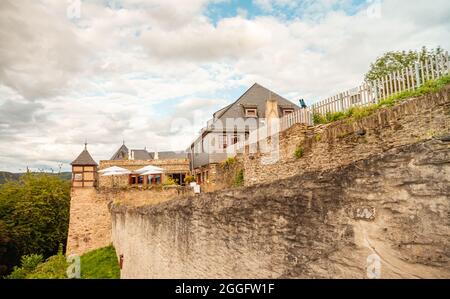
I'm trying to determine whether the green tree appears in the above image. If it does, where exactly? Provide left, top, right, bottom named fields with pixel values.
left=364, top=46, right=444, bottom=82
left=0, top=173, right=70, bottom=277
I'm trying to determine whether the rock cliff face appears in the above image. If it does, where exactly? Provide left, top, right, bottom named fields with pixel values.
left=111, top=137, right=450, bottom=278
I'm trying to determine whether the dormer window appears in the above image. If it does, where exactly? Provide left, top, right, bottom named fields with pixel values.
left=245, top=108, right=257, bottom=117
left=282, top=109, right=294, bottom=116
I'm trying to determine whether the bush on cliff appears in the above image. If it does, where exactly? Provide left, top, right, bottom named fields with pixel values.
left=162, top=176, right=178, bottom=186
left=233, top=170, right=244, bottom=187
left=6, top=245, right=67, bottom=279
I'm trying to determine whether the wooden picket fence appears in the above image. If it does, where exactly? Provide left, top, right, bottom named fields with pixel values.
left=280, top=50, right=450, bottom=132
left=280, top=107, right=313, bottom=131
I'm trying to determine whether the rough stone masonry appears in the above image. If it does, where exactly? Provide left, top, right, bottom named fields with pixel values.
left=243, top=85, right=450, bottom=186
left=111, top=137, right=450, bottom=278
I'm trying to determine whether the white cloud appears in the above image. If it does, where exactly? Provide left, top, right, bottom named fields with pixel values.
left=254, top=0, right=274, bottom=12
left=0, top=1, right=90, bottom=99
left=0, top=0, right=449, bottom=172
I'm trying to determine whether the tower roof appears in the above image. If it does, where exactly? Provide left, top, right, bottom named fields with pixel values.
left=71, top=145, right=98, bottom=166
left=110, top=143, right=129, bottom=160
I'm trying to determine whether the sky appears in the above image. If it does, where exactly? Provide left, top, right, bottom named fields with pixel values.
left=0, top=0, right=449, bottom=172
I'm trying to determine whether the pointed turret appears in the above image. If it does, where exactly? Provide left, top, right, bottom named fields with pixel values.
left=71, top=142, right=98, bottom=166
left=71, top=142, right=98, bottom=188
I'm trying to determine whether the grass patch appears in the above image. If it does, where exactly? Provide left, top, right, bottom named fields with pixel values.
left=313, top=75, right=450, bottom=125
left=80, top=245, right=120, bottom=279
left=294, top=146, right=304, bottom=159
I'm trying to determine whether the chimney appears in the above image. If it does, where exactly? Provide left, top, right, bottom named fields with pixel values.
left=265, top=98, right=279, bottom=121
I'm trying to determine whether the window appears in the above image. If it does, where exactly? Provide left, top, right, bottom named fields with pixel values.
left=147, top=175, right=153, bottom=185
left=148, top=174, right=161, bottom=185
left=138, top=176, right=144, bottom=184
left=219, top=134, right=228, bottom=149
left=283, top=109, right=294, bottom=116
left=245, top=108, right=257, bottom=117
left=231, top=134, right=239, bottom=145
left=73, top=173, right=82, bottom=181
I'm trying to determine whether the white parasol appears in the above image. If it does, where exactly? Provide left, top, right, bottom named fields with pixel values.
left=98, top=166, right=130, bottom=173
left=134, top=165, right=164, bottom=174
left=101, top=170, right=131, bottom=176
left=101, top=168, right=132, bottom=188
left=140, top=169, right=163, bottom=176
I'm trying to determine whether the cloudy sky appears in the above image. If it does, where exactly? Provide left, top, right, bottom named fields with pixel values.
left=0, top=0, right=449, bottom=172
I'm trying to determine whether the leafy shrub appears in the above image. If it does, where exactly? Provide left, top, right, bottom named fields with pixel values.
left=184, top=175, right=194, bottom=185
left=6, top=267, right=28, bottom=279
left=220, top=157, right=236, bottom=169
left=294, top=146, right=304, bottom=159
left=436, top=74, right=450, bottom=87
left=162, top=176, right=178, bottom=186
left=27, top=250, right=67, bottom=279
left=325, top=111, right=346, bottom=123
left=233, top=170, right=244, bottom=187
left=7, top=246, right=67, bottom=279
left=20, top=254, right=44, bottom=272
left=6, top=253, right=44, bottom=279
left=350, top=105, right=379, bottom=120
left=313, top=113, right=326, bottom=125
left=314, top=110, right=353, bottom=125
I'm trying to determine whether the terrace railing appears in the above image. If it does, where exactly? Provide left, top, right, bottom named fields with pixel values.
left=280, top=50, right=449, bottom=131
left=280, top=107, right=314, bottom=131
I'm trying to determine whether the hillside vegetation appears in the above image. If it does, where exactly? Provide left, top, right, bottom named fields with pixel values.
left=0, top=171, right=72, bottom=185
left=0, top=173, right=71, bottom=276
left=0, top=172, right=21, bottom=185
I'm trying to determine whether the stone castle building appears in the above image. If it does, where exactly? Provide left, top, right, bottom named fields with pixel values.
left=70, top=143, right=189, bottom=189
left=67, top=142, right=190, bottom=256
